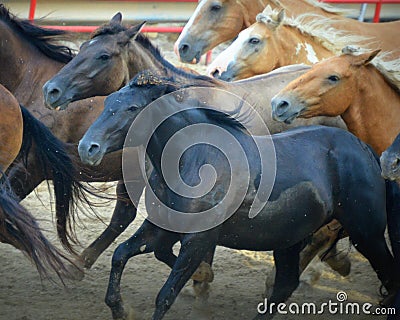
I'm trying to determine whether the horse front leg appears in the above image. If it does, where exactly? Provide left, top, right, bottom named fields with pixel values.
left=152, top=231, right=219, bottom=320
left=105, top=219, right=169, bottom=320
left=79, top=180, right=144, bottom=270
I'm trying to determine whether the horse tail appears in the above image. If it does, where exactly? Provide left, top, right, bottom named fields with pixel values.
left=0, top=176, right=75, bottom=281
left=385, top=179, right=400, bottom=269
left=19, top=105, right=94, bottom=255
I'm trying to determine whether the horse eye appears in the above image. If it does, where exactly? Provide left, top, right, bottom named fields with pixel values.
left=210, top=3, right=222, bottom=11
left=328, top=75, right=340, bottom=82
left=127, top=105, right=137, bottom=112
left=249, top=37, right=260, bottom=45
left=98, top=54, right=111, bottom=61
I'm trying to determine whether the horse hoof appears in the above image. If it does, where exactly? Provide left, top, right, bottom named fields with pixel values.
left=191, top=262, right=214, bottom=283
left=380, top=292, right=396, bottom=307
left=324, top=254, right=351, bottom=277
left=302, top=263, right=322, bottom=286
left=193, top=281, right=210, bottom=300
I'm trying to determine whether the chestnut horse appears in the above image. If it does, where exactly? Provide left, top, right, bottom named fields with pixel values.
left=271, top=47, right=400, bottom=272
left=175, top=0, right=400, bottom=65
left=0, top=84, right=78, bottom=281
left=0, top=4, right=145, bottom=274
left=215, top=6, right=370, bottom=81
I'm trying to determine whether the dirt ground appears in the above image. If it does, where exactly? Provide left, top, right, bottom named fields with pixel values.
left=0, top=33, right=396, bottom=320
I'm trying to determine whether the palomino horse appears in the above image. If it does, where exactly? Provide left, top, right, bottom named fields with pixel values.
left=0, top=83, right=78, bottom=280
left=271, top=47, right=400, bottom=274
left=175, top=0, right=400, bottom=65
left=0, top=4, right=145, bottom=273
left=216, top=6, right=369, bottom=81
left=78, top=70, right=400, bottom=320
left=43, top=13, right=352, bottom=285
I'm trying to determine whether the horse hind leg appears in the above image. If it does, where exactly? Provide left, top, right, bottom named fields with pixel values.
left=264, top=220, right=351, bottom=297
left=339, top=207, right=400, bottom=301
left=256, top=241, right=304, bottom=320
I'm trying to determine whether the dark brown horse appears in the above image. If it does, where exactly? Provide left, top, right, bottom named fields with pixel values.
left=0, top=83, right=78, bottom=281
left=0, top=84, right=22, bottom=172
left=0, top=4, right=144, bottom=274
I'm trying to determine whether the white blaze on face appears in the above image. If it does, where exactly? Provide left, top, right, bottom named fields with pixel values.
left=206, top=28, right=252, bottom=76
left=174, top=0, right=208, bottom=59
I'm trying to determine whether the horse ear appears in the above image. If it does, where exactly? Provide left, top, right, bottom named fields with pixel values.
left=126, top=21, right=146, bottom=40
left=110, top=12, right=122, bottom=25
left=351, top=49, right=381, bottom=66
left=257, top=5, right=284, bottom=30
left=277, top=9, right=285, bottom=24
left=262, top=5, right=273, bottom=15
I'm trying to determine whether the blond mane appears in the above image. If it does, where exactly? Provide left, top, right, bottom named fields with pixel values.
left=286, top=13, right=372, bottom=54
left=342, top=46, right=400, bottom=92
left=270, top=0, right=356, bottom=16
left=303, top=0, right=356, bottom=16
left=374, top=55, right=400, bottom=91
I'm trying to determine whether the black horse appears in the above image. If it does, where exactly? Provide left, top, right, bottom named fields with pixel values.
left=381, top=133, right=400, bottom=181
left=78, top=71, right=400, bottom=320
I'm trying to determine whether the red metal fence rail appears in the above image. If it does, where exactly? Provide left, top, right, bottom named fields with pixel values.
left=323, top=0, right=400, bottom=22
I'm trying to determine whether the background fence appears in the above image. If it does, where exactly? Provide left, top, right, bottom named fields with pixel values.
left=4, top=0, right=400, bottom=64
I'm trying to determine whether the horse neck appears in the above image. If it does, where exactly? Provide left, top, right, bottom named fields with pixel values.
left=0, top=22, right=64, bottom=107
left=341, top=66, right=400, bottom=155
left=271, top=25, right=334, bottom=67
left=277, top=0, right=338, bottom=18
left=239, top=0, right=270, bottom=27
left=127, top=41, right=167, bottom=81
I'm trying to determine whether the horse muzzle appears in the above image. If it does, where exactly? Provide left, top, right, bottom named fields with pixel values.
left=380, top=151, right=400, bottom=181
left=78, top=139, right=106, bottom=166
left=271, top=95, right=303, bottom=124
left=43, top=80, right=72, bottom=110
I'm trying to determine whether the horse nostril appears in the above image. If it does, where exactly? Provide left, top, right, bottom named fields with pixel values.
left=179, top=43, right=190, bottom=54
left=44, top=84, right=62, bottom=104
left=49, top=88, right=60, bottom=97
left=88, top=143, right=101, bottom=157
left=275, top=100, right=290, bottom=115
left=392, top=157, right=400, bottom=170
left=211, top=69, right=220, bottom=79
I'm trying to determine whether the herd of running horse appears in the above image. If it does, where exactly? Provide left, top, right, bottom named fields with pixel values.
left=1, top=0, right=400, bottom=319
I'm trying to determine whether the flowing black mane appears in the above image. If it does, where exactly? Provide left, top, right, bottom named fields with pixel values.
left=0, top=4, right=75, bottom=63
left=129, top=70, right=248, bottom=133
left=135, top=33, right=219, bottom=84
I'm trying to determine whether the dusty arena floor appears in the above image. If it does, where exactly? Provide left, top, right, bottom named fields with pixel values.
left=0, top=33, right=394, bottom=320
